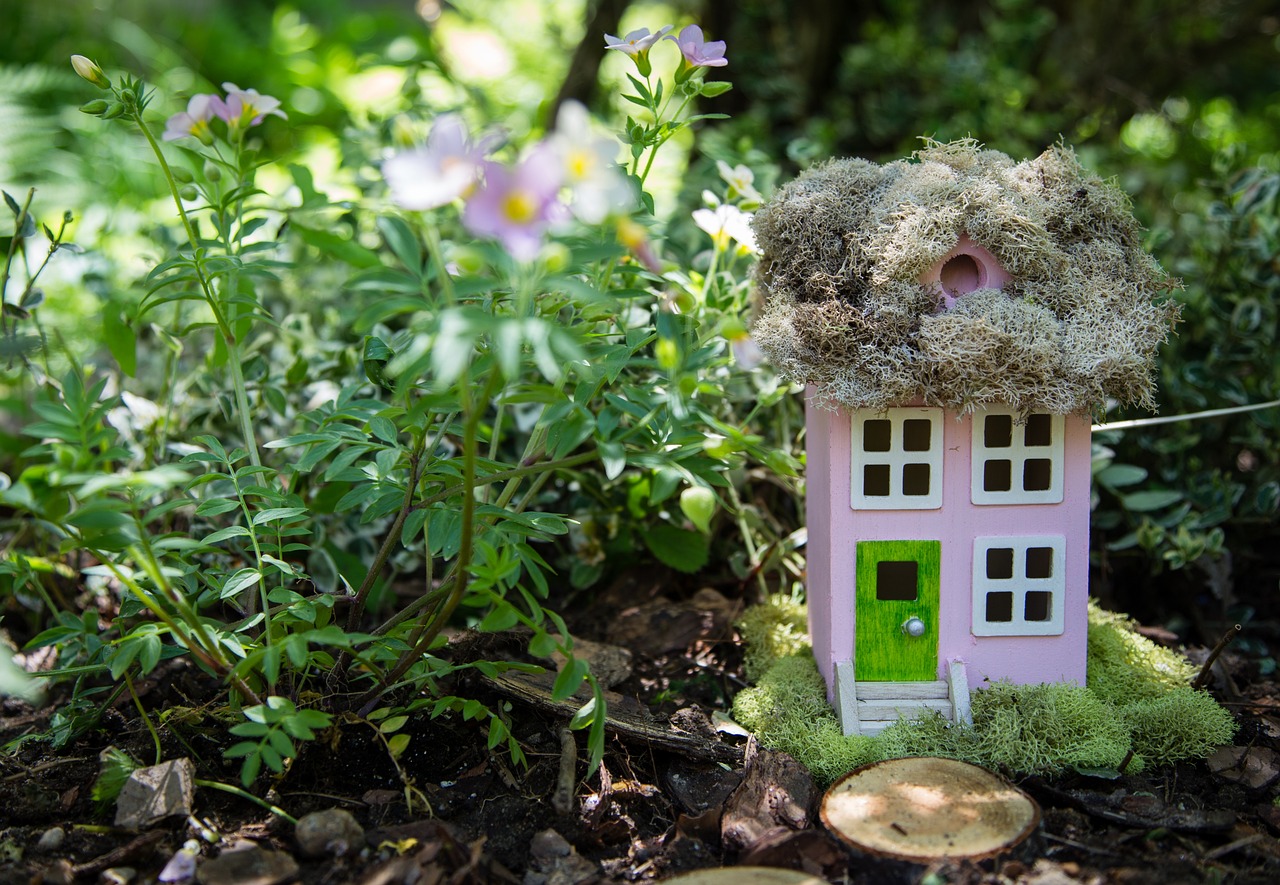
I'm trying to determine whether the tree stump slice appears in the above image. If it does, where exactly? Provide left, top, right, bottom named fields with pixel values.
left=820, top=756, right=1040, bottom=862
left=665, top=867, right=829, bottom=884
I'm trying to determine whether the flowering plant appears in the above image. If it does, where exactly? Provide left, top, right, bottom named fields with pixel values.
left=3, top=24, right=801, bottom=798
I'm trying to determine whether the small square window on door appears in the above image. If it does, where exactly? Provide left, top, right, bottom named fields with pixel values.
left=851, top=408, right=943, bottom=510
left=970, top=409, right=1065, bottom=505
left=971, top=535, right=1066, bottom=636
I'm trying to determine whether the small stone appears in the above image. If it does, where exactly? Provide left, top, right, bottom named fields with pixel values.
left=115, top=758, right=196, bottom=829
left=196, top=844, right=298, bottom=885
left=294, top=808, right=365, bottom=858
left=100, top=867, right=136, bottom=884
left=37, top=826, right=66, bottom=852
left=529, top=829, right=571, bottom=862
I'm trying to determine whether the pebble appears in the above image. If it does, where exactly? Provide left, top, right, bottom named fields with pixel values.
left=100, top=867, right=136, bottom=884
left=294, top=808, right=365, bottom=858
left=36, top=826, right=66, bottom=852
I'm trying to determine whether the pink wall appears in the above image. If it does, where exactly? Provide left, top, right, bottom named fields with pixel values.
left=804, top=393, right=1091, bottom=696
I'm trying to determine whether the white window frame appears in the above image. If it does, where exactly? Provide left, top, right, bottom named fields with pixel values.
left=971, top=535, right=1066, bottom=636
left=970, top=408, right=1065, bottom=505
left=850, top=407, right=943, bottom=510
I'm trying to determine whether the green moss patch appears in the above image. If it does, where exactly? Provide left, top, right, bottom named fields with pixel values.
left=732, top=597, right=1236, bottom=786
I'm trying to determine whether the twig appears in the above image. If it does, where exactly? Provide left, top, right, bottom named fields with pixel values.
left=1192, top=624, right=1242, bottom=690
left=552, top=727, right=577, bottom=816
left=1204, top=833, right=1264, bottom=861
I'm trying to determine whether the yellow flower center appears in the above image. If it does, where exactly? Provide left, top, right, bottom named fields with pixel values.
left=502, top=191, right=537, bottom=224
left=567, top=150, right=592, bottom=181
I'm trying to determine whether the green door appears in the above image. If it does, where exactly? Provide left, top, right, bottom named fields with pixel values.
left=855, top=540, right=941, bottom=681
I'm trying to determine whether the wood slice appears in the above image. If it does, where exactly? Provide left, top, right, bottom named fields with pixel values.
left=664, top=867, right=829, bottom=884
left=820, top=756, right=1040, bottom=862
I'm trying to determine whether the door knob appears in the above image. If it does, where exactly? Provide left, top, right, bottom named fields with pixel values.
left=902, top=617, right=926, bottom=637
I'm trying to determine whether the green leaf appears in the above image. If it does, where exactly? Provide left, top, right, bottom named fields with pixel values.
left=369, top=416, right=398, bottom=445
left=379, top=715, right=409, bottom=734
left=293, top=223, right=381, bottom=269
left=377, top=215, right=423, bottom=275
left=478, top=603, right=520, bottom=632
left=201, top=525, right=251, bottom=545
left=551, top=656, right=589, bottom=701
left=386, top=732, right=410, bottom=759
left=698, top=80, right=733, bottom=98
left=103, top=306, right=136, bottom=377
left=220, top=568, right=261, bottom=600
left=1097, top=464, right=1148, bottom=488
left=251, top=507, right=309, bottom=526
left=641, top=524, right=710, bottom=574
left=1122, top=490, right=1183, bottom=512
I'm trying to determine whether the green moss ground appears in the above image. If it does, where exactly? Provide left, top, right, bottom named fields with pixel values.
left=732, top=597, right=1236, bottom=786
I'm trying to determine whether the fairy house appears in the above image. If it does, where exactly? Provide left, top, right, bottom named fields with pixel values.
left=752, top=140, right=1178, bottom=735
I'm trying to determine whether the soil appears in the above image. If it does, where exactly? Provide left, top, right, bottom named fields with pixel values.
left=3, top=564, right=1280, bottom=885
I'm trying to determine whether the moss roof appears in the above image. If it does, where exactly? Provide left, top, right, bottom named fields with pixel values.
left=751, top=139, right=1180, bottom=415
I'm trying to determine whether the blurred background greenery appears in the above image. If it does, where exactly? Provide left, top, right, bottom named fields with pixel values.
left=3, top=0, right=1278, bottom=643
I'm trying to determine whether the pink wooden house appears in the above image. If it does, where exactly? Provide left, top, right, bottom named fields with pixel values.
left=750, top=143, right=1177, bottom=736
left=806, top=237, right=1091, bottom=735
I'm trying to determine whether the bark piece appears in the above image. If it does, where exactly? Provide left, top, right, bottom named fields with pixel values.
left=821, top=756, right=1040, bottom=862
left=663, top=867, right=829, bottom=884
left=484, top=670, right=743, bottom=764
left=721, top=740, right=816, bottom=854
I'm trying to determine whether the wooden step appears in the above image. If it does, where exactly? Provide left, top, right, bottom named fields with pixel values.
left=854, top=680, right=949, bottom=700
left=858, top=698, right=954, bottom=722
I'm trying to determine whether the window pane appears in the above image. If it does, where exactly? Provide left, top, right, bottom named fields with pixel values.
left=864, top=464, right=890, bottom=496
left=984, top=414, right=1012, bottom=448
left=986, top=591, right=1013, bottom=622
left=863, top=419, right=891, bottom=452
left=902, top=463, right=931, bottom=496
left=984, top=459, right=1011, bottom=492
left=876, top=560, right=919, bottom=601
left=1025, top=413, right=1052, bottom=447
left=986, top=547, right=1014, bottom=579
left=1023, top=459, right=1052, bottom=491
left=1026, top=547, right=1053, bottom=579
left=1024, top=591, right=1052, bottom=621
left=903, top=419, right=932, bottom=451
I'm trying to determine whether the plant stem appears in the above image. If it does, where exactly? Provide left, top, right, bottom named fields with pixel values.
left=0, top=187, right=35, bottom=340
left=346, top=434, right=428, bottom=631
left=124, top=673, right=163, bottom=765
left=131, top=109, right=261, bottom=468
left=194, top=778, right=297, bottom=824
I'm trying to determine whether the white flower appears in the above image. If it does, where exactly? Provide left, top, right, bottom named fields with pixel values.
left=693, top=204, right=757, bottom=253
left=382, top=115, right=489, bottom=211
left=545, top=101, right=633, bottom=223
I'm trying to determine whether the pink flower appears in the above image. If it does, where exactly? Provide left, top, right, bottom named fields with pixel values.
left=162, top=94, right=228, bottom=142
left=383, top=115, right=492, bottom=211
left=463, top=147, right=567, bottom=261
left=603, top=26, right=672, bottom=57
left=667, top=25, right=727, bottom=68
left=219, top=82, right=287, bottom=127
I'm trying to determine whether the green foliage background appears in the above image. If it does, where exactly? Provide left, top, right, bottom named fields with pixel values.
left=1, top=0, right=1278, bottom=735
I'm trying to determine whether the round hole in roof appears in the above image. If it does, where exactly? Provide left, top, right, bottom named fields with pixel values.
left=940, top=253, right=983, bottom=298
left=921, top=234, right=1011, bottom=311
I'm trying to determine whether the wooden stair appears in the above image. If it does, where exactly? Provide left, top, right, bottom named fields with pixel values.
left=833, top=659, right=973, bottom=737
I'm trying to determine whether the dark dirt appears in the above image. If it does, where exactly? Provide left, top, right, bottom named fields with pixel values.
left=4, top=565, right=1280, bottom=884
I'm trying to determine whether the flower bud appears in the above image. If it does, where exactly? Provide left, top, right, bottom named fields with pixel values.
left=78, top=99, right=110, bottom=116
left=541, top=242, right=571, bottom=273
left=179, top=185, right=198, bottom=201
left=99, top=102, right=126, bottom=120
left=172, top=166, right=194, bottom=183
left=71, top=55, right=111, bottom=89
left=203, top=160, right=222, bottom=182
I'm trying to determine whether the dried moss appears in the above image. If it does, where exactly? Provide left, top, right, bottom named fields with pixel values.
left=752, top=139, right=1180, bottom=415
left=732, top=598, right=1236, bottom=785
